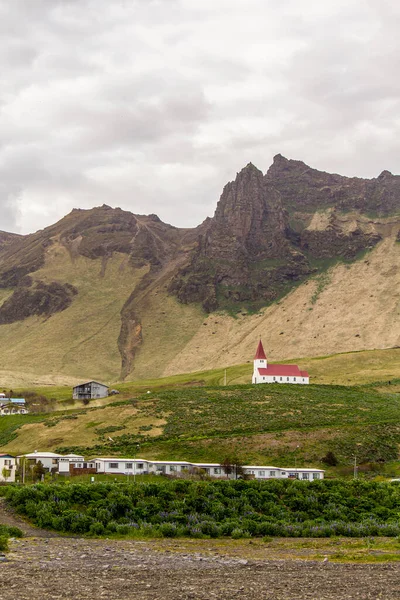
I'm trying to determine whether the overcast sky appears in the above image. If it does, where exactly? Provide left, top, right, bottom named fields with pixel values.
left=1, top=0, right=399, bottom=234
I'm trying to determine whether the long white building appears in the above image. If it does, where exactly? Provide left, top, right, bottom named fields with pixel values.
left=93, top=458, right=324, bottom=480
left=15, top=451, right=324, bottom=480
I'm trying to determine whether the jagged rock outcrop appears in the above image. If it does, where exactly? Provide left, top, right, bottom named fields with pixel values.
left=0, top=279, right=77, bottom=324
left=266, top=154, right=400, bottom=216
left=170, top=163, right=312, bottom=311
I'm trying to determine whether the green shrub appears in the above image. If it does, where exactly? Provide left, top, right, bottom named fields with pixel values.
left=0, top=536, right=9, bottom=552
left=5, top=479, right=400, bottom=539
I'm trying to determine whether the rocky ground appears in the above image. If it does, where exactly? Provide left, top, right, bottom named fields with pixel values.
left=1, top=500, right=399, bottom=599
left=0, top=537, right=399, bottom=600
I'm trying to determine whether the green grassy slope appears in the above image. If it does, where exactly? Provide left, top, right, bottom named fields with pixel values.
left=3, top=378, right=400, bottom=479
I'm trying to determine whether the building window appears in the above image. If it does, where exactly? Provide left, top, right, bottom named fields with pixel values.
left=303, top=378, right=305, bottom=382
left=137, top=463, right=143, bottom=469
left=4, top=460, right=11, bottom=466
left=287, top=377, right=289, bottom=381
left=170, top=465, right=176, bottom=471
left=214, top=468, right=221, bottom=474
left=109, top=462, right=119, bottom=469
left=288, top=472, right=299, bottom=479
left=313, top=473, right=320, bottom=480
left=269, top=471, right=276, bottom=477
left=294, top=377, right=296, bottom=381
left=280, top=377, right=282, bottom=381
left=302, top=473, right=309, bottom=480
left=125, top=463, right=133, bottom=469
left=273, top=377, right=276, bottom=381
left=281, top=471, right=286, bottom=475
left=259, top=471, right=265, bottom=477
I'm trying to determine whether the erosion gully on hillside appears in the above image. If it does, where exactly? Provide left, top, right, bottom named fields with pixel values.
left=1, top=501, right=399, bottom=600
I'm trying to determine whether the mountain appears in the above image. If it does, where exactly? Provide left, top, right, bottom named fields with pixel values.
left=0, top=156, right=399, bottom=386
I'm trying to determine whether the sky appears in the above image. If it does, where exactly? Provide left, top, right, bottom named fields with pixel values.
left=1, top=0, right=399, bottom=234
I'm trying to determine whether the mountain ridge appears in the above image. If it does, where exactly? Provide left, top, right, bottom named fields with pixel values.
left=0, top=155, right=399, bottom=384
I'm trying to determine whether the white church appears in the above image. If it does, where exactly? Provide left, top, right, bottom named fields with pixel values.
left=252, top=340, right=309, bottom=385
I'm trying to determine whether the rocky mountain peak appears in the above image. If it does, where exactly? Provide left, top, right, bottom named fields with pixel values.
left=377, top=170, right=393, bottom=180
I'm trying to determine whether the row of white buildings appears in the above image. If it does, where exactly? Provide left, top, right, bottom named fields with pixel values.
left=0, top=451, right=324, bottom=483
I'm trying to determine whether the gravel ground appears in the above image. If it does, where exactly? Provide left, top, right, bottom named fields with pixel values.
left=1, top=500, right=399, bottom=599
left=0, top=537, right=399, bottom=600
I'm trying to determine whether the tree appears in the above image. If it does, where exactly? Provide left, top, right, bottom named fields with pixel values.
left=322, top=451, right=338, bottom=466
left=1, top=467, right=10, bottom=483
left=221, top=456, right=245, bottom=479
left=33, top=460, right=46, bottom=482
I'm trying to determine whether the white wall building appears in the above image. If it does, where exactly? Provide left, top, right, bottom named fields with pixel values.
left=58, top=454, right=86, bottom=475
left=17, top=451, right=63, bottom=472
left=0, top=398, right=28, bottom=415
left=92, top=458, right=324, bottom=480
left=252, top=340, right=309, bottom=385
left=0, top=453, right=16, bottom=482
left=242, top=466, right=324, bottom=481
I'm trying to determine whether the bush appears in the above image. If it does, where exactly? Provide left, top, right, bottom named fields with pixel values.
left=0, top=536, right=8, bottom=552
left=322, top=451, right=338, bottom=466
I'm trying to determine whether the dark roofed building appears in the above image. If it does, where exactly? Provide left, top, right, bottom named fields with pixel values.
left=73, top=381, right=109, bottom=400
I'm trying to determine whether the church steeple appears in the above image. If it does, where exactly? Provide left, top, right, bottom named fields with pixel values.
left=252, top=339, right=267, bottom=383
left=254, top=339, right=267, bottom=360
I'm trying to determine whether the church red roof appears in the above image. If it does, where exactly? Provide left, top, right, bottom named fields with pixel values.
left=254, top=340, right=267, bottom=360
left=258, top=364, right=309, bottom=378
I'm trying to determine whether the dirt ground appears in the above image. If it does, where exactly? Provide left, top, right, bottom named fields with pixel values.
left=1, top=500, right=399, bottom=600
left=0, top=536, right=399, bottom=600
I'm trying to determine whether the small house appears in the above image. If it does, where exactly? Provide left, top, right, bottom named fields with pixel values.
left=0, top=398, right=28, bottom=416
left=0, top=453, right=16, bottom=482
left=17, top=451, right=63, bottom=473
left=73, top=381, right=109, bottom=400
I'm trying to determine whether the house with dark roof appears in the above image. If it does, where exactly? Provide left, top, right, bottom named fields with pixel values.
left=252, top=340, right=309, bottom=385
left=73, top=381, right=109, bottom=400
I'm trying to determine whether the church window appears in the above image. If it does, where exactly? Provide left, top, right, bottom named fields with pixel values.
left=287, top=377, right=289, bottom=381
left=294, top=377, right=296, bottom=381
left=273, top=377, right=276, bottom=381
left=280, top=377, right=282, bottom=381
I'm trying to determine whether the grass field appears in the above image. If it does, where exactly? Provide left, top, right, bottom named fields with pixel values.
left=3, top=373, right=400, bottom=479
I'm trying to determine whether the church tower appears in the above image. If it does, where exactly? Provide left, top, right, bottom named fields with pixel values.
left=252, top=339, right=267, bottom=384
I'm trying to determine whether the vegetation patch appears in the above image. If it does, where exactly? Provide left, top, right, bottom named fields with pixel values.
left=5, top=479, right=400, bottom=539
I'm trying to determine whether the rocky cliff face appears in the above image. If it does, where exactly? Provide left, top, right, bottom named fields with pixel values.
left=266, top=154, right=400, bottom=216
left=170, top=156, right=393, bottom=312
left=170, top=163, right=311, bottom=311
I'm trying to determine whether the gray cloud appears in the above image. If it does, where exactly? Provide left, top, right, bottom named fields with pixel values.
left=0, top=0, right=399, bottom=234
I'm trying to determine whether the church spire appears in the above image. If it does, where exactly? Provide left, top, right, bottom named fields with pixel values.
left=254, top=339, right=267, bottom=360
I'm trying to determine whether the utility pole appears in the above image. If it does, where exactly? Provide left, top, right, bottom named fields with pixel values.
left=224, top=369, right=227, bottom=386
left=133, top=444, right=140, bottom=484
left=353, top=455, right=357, bottom=479
left=295, top=445, right=300, bottom=479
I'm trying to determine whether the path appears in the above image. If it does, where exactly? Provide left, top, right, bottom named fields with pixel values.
left=0, top=498, right=57, bottom=538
